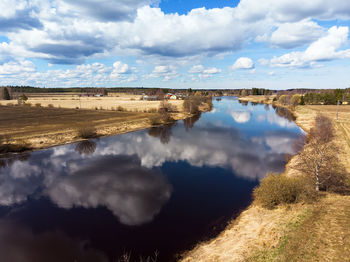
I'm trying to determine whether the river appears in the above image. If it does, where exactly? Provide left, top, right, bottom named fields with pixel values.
left=0, top=97, right=303, bottom=262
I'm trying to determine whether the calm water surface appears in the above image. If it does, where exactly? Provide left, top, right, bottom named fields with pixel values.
left=0, top=97, right=302, bottom=261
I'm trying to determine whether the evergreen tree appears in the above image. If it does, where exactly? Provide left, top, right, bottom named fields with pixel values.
left=3, top=87, right=11, bottom=100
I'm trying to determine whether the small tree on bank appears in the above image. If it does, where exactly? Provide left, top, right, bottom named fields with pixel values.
left=293, top=114, right=348, bottom=192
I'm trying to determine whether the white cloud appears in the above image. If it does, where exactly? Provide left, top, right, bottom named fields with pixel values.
left=0, top=0, right=350, bottom=87
left=0, top=60, right=35, bottom=75
left=236, top=0, right=350, bottom=22
left=270, top=26, right=350, bottom=68
left=270, top=19, right=325, bottom=48
left=60, top=0, right=158, bottom=22
left=149, top=65, right=178, bottom=81
left=232, top=57, right=255, bottom=70
left=189, top=65, right=221, bottom=79
left=188, top=65, right=204, bottom=74
left=203, top=67, right=221, bottom=74
left=110, top=61, right=131, bottom=80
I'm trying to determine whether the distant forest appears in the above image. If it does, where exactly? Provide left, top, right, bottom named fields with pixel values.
left=1, top=85, right=350, bottom=105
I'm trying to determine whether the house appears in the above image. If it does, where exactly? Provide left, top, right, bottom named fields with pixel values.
left=164, top=93, right=177, bottom=100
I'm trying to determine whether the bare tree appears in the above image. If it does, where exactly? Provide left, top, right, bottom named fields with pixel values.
left=293, top=114, right=347, bottom=192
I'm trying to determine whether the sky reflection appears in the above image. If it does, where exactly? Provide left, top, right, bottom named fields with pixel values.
left=0, top=97, right=303, bottom=261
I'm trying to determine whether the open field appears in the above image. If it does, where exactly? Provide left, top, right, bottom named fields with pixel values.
left=0, top=104, right=191, bottom=151
left=181, top=102, right=350, bottom=262
left=238, top=95, right=276, bottom=104
left=295, top=105, right=350, bottom=173
left=0, top=93, right=184, bottom=112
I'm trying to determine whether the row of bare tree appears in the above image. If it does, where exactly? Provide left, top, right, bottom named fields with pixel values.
left=293, top=114, right=348, bottom=192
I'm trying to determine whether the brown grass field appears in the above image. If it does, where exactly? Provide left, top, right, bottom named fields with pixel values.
left=0, top=103, right=194, bottom=151
left=181, top=103, right=350, bottom=262
left=0, top=93, right=196, bottom=150
left=295, top=105, right=350, bottom=173
left=0, top=93, right=184, bottom=112
left=238, top=95, right=276, bottom=104
left=0, top=104, right=160, bottom=149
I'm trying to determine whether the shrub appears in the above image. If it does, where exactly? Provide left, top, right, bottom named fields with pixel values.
left=19, top=94, right=28, bottom=102
left=291, top=94, right=301, bottom=108
left=159, top=100, right=177, bottom=112
left=253, top=173, right=317, bottom=209
left=278, top=95, right=291, bottom=106
left=35, top=103, right=41, bottom=107
left=47, top=104, right=54, bottom=108
left=117, top=106, right=125, bottom=111
left=77, top=126, right=97, bottom=139
left=150, top=116, right=162, bottom=125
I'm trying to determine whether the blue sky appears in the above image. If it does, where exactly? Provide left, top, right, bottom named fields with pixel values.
left=0, top=0, right=350, bottom=89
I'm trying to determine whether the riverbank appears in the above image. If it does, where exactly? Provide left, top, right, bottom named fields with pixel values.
left=0, top=102, right=207, bottom=153
left=180, top=101, right=350, bottom=262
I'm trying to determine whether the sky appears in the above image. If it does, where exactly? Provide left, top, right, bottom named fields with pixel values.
left=0, top=0, right=350, bottom=90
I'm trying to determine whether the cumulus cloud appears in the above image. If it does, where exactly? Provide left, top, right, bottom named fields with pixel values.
left=0, top=60, right=35, bottom=75
left=188, top=65, right=205, bottom=74
left=0, top=0, right=350, bottom=85
left=61, top=0, right=157, bottom=22
left=236, top=0, right=350, bottom=22
left=189, top=65, right=221, bottom=79
left=270, top=26, right=350, bottom=68
left=270, top=19, right=325, bottom=48
left=0, top=61, right=139, bottom=86
left=0, top=0, right=42, bottom=32
left=110, top=61, right=131, bottom=80
left=231, top=57, right=255, bottom=70
left=148, top=65, right=178, bottom=81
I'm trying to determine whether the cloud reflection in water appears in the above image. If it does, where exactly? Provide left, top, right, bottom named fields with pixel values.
left=0, top=99, right=302, bottom=226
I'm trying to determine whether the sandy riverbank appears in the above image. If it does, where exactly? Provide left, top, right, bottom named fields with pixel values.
left=180, top=98, right=350, bottom=262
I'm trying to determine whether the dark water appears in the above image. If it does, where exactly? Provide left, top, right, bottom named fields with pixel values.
left=0, top=97, right=302, bottom=262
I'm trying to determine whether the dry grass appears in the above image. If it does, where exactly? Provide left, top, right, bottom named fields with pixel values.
left=246, top=194, right=350, bottom=262
left=180, top=204, right=306, bottom=262
left=0, top=102, right=194, bottom=151
left=294, top=105, right=350, bottom=174
left=0, top=93, right=183, bottom=112
left=0, top=104, right=158, bottom=150
left=238, top=95, right=276, bottom=104
left=181, top=194, right=350, bottom=262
